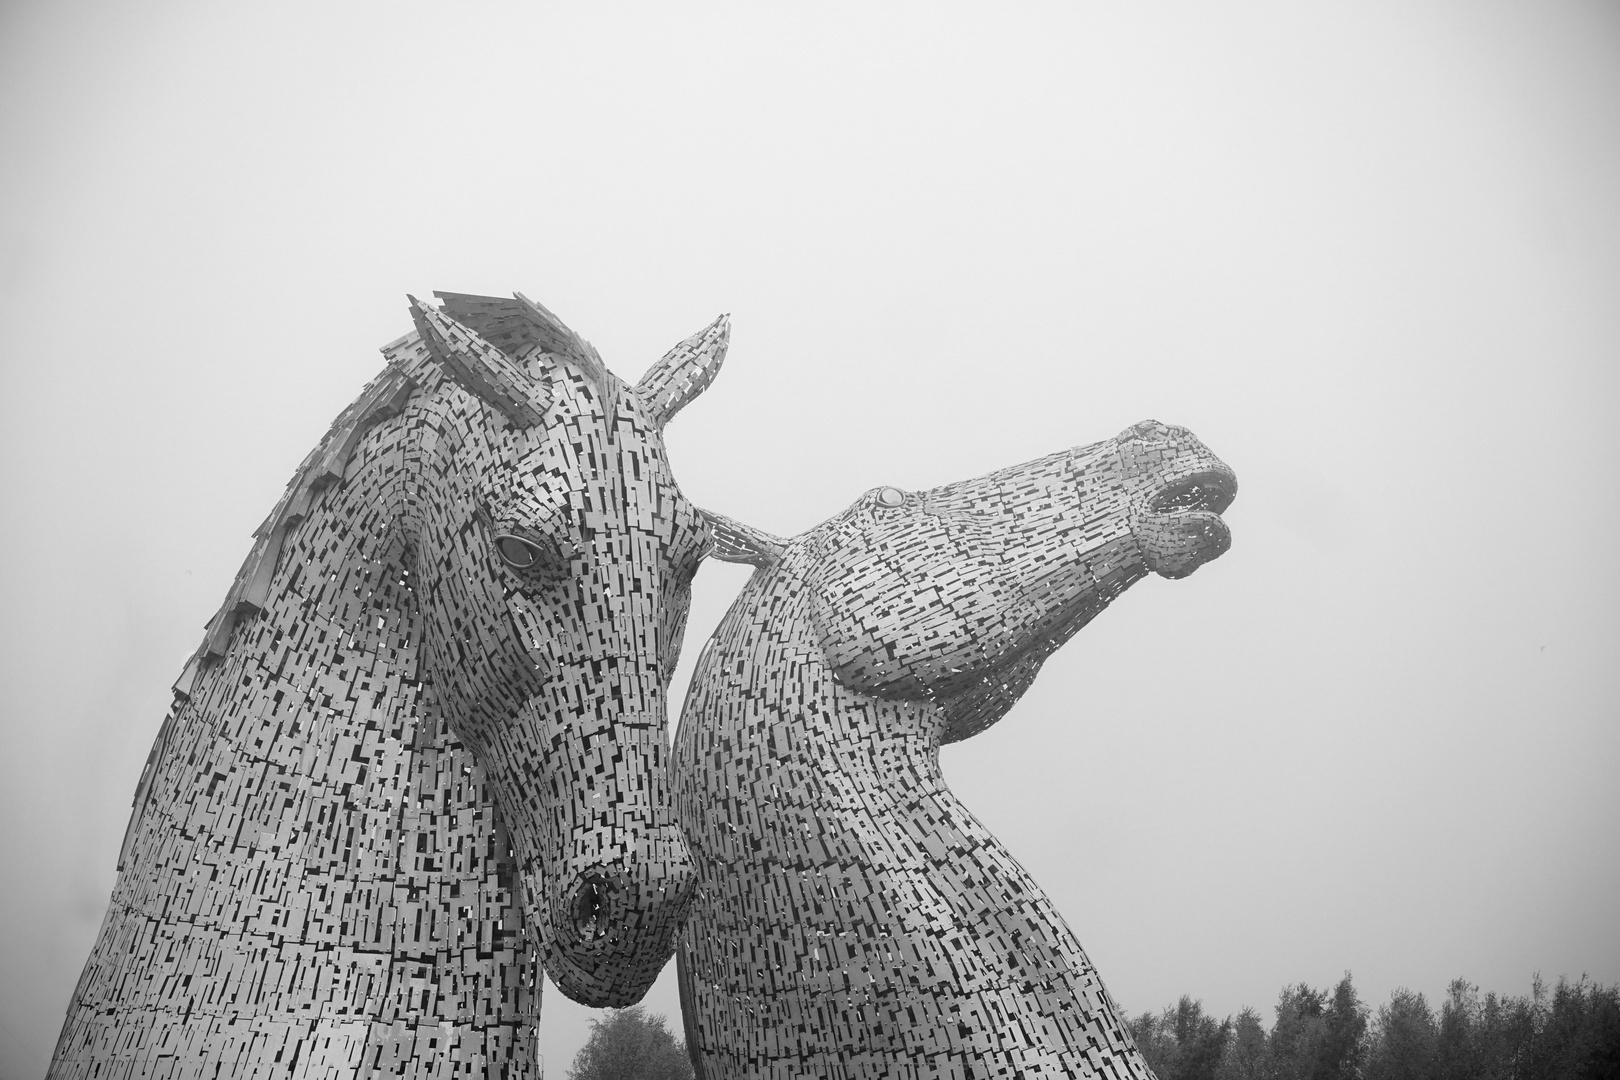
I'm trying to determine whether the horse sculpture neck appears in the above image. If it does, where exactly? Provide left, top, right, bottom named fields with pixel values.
left=52, top=292, right=729, bottom=1080
left=54, top=360, right=540, bottom=1080
left=676, top=422, right=1236, bottom=1079
left=677, top=552, right=1149, bottom=1080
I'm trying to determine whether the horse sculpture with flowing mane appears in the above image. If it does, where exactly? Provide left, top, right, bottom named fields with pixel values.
left=676, top=420, right=1237, bottom=1079
left=50, top=292, right=728, bottom=1080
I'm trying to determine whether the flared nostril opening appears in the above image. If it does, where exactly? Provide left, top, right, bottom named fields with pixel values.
left=1148, top=471, right=1237, bottom=516
left=571, top=874, right=614, bottom=942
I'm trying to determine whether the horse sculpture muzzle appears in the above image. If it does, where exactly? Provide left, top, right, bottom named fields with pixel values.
left=534, top=745, right=698, bottom=1002
left=1117, top=419, right=1238, bottom=579
left=553, top=825, right=695, bottom=954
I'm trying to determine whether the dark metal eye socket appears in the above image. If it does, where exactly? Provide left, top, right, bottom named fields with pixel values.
left=876, top=487, right=906, bottom=508
left=494, top=533, right=542, bottom=569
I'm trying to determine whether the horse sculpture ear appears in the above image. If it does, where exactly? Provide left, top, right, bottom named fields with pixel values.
left=509, top=292, right=613, bottom=389
left=699, top=508, right=788, bottom=570
left=634, top=315, right=730, bottom=430
left=408, top=295, right=552, bottom=428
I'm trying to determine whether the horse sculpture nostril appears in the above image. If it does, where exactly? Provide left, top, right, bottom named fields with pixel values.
left=571, top=875, right=614, bottom=941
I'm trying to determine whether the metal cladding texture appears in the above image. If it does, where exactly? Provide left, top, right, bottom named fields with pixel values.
left=48, top=293, right=727, bottom=1080
left=675, top=422, right=1237, bottom=1079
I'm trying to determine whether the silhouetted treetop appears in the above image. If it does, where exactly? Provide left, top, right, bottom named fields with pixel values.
left=567, top=1005, right=693, bottom=1080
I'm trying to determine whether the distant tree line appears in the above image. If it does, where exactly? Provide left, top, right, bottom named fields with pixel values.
left=1128, top=974, right=1620, bottom=1080
left=561, top=976, right=1619, bottom=1080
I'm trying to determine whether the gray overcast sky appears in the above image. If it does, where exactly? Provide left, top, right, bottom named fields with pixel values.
left=2, top=2, right=1616, bottom=1077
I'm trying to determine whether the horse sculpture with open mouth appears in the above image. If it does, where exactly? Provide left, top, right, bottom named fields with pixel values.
left=50, top=292, right=727, bottom=1080
left=676, top=420, right=1237, bottom=1079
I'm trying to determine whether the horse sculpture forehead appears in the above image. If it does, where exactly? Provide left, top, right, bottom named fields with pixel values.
left=474, top=370, right=706, bottom=555
left=806, top=420, right=1233, bottom=541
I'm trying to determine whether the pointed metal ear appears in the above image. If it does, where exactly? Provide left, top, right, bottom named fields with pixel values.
left=511, top=292, right=612, bottom=390
left=408, top=295, right=551, bottom=428
left=634, top=314, right=729, bottom=430
left=433, top=291, right=546, bottom=362
left=700, top=508, right=787, bottom=570
left=434, top=291, right=613, bottom=390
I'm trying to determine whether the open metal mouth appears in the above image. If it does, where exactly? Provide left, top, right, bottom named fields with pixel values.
left=1149, top=470, right=1237, bottom=516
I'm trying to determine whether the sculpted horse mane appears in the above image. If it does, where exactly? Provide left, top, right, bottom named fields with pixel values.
left=676, top=420, right=1237, bottom=1079
left=51, top=292, right=727, bottom=1080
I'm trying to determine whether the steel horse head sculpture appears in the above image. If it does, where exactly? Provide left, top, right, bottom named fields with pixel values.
left=50, top=293, right=726, bottom=1080
left=676, top=420, right=1236, bottom=1078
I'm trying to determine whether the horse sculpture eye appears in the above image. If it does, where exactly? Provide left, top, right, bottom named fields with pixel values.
left=876, top=487, right=906, bottom=508
left=494, top=534, right=542, bottom=569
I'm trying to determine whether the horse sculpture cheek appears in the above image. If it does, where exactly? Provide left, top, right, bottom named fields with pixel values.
left=807, top=508, right=1047, bottom=697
